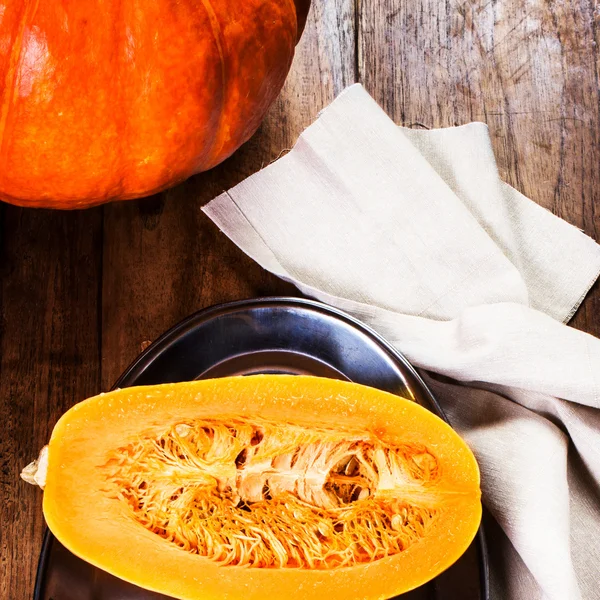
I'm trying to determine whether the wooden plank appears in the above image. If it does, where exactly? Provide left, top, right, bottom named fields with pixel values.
left=0, top=206, right=103, bottom=600
left=359, top=0, right=600, bottom=336
left=100, top=0, right=356, bottom=389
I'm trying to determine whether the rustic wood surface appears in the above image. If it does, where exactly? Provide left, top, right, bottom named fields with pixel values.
left=1, top=0, right=599, bottom=598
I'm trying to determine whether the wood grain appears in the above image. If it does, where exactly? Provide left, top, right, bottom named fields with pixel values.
left=0, top=206, right=102, bottom=599
left=1, top=0, right=600, bottom=599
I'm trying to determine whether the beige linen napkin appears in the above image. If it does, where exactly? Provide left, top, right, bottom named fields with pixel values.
left=203, top=84, right=600, bottom=600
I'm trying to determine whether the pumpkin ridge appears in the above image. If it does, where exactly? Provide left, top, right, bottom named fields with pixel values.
left=114, top=0, right=127, bottom=197
left=283, top=0, right=300, bottom=40
left=0, top=0, right=40, bottom=169
left=196, top=0, right=227, bottom=170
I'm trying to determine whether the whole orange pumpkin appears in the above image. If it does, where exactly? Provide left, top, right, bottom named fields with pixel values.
left=0, top=0, right=309, bottom=208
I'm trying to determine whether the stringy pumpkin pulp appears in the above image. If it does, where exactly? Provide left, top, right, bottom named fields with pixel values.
left=103, top=418, right=442, bottom=569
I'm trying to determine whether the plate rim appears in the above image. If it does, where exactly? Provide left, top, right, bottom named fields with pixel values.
left=34, top=296, right=489, bottom=600
left=115, top=297, right=442, bottom=413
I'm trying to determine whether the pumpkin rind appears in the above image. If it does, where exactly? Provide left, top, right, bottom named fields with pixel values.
left=40, top=375, right=481, bottom=600
left=0, top=0, right=301, bottom=208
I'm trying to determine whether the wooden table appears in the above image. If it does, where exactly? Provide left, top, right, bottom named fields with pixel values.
left=2, top=1, right=599, bottom=598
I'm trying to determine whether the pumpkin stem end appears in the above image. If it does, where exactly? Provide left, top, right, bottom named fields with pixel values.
left=21, top=445, right=49, bottom=489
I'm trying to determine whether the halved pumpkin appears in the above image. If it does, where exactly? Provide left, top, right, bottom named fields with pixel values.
left=24, top=375, right=481, bottom=600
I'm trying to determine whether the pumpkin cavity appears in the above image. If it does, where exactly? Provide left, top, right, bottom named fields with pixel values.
left=102, top=418, right=445, bottom=569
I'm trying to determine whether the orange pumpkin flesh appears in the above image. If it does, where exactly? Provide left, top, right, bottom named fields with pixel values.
left=0, top=0, right=307, bottom=208
left=36, top=375, right=481, bottom=599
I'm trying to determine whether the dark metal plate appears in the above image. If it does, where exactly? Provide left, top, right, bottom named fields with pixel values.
left=34, top=297, right=489, bottom=600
